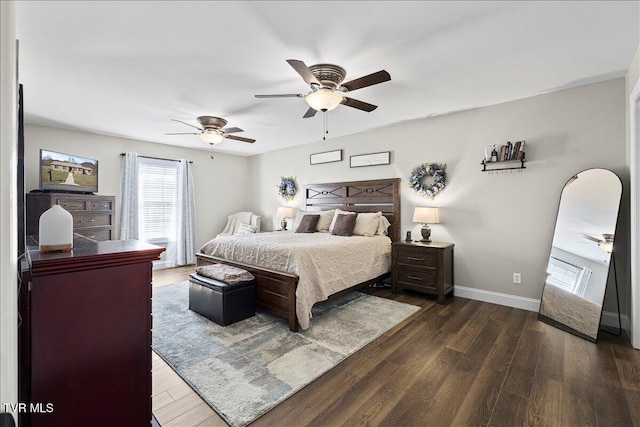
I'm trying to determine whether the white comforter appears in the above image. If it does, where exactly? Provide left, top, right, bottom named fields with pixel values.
left=200, top=232, right=392, bottom=329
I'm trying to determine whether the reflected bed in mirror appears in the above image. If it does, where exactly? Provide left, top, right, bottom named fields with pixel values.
left=538, top=168, right=622, bottom=342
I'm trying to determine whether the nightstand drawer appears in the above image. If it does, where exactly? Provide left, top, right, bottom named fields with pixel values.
left=396, top=249, right=437, bottom=268
left=397, top=267, right=436, bottom=289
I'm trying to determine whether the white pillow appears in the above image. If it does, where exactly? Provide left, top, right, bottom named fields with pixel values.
left=235, top=223, right=258, bottom=235
left=329, top=209, right=356, bottom=232
left=376, top=215, right=391, bottom=235
left=294, top=209, right=335, bottom=232
left=353, top=212, right=383, bottom=237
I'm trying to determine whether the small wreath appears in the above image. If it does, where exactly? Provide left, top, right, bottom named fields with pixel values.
left=408, top=163, right=447, bottom=199
left=278, top=176, right=297, bottom=201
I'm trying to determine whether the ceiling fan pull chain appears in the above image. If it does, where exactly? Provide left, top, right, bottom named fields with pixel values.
left=323, top=111, right=329, bottom=140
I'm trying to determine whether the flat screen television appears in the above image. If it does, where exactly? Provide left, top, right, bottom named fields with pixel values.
left=39, top=149, right=98, bottom=194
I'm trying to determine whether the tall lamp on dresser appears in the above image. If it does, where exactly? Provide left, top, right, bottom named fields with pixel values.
left=391, top=241, right=454, bottom=303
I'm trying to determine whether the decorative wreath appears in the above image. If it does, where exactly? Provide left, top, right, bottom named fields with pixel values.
left=408, top=163, right=447, bottom=199
left=278, top=176, right=297, bottom=201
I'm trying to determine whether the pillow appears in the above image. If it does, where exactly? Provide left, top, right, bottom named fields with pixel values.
left=352, top=212, right=383, bottom=237
left=329, top=209, right=356, bottom=232
left=315, top=209, right=335, bottom=232
left=376, top=215, right=391, bottom=235
left=293, top=209, right=335, bottom=232
left=234, top=223, right=258, bottom=235
left=331, top=213, right=358, bottom=236
left=296, top=214, right=320, bottom=233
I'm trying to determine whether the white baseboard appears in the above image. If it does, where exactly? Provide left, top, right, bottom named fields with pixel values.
left=455, top=285, right=630, bottom=331
left=455, top=286, right=540, bottom=312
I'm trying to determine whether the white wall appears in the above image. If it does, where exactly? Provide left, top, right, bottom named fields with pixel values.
left=626, top=37, right=640, bottom=347
left=247, top=79, right=628, bottom=305
left=0, top=0, right=18, bottom=421
left=24, top=124, right=249, bottom=249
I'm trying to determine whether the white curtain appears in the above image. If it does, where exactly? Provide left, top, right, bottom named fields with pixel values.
left=175, top=159, right=196, bottom=266
left=119, top=152, right=139, bottom=240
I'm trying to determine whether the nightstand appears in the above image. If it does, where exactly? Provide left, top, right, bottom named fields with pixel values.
left=391, top=241, right=454, bottom=303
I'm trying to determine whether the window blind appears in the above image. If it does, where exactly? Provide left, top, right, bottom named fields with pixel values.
left=138, top=157, right=177, bottom=243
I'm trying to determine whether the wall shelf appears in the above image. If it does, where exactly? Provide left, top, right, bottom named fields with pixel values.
left=481, top=159, right=526, bottom=172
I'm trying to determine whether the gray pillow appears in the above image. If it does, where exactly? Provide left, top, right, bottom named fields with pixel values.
left=331, top=213, right=358, bottom=236
left=296, top=214, right=320, bottom=233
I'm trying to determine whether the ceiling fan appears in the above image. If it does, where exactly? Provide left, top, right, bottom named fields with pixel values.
left=579, top=233, right=614, bottom=253
left=255, top=59, right=391, bottom=118
left=165, top=116, right=255, bottom=144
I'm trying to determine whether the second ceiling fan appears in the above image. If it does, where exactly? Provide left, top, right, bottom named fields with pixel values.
left=255, top=59, right=391, bottom=118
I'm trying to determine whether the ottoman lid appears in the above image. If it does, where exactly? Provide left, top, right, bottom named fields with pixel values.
left=196, top=264, right=255, bottom=284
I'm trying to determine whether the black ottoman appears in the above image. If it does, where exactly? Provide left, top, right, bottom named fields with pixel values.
left=188, top=272, right=256, bottom=326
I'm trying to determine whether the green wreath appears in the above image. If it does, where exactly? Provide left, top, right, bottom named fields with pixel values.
left=278, top=176, right=297, bottom=201
left=408, top=163, right=447, bottom=199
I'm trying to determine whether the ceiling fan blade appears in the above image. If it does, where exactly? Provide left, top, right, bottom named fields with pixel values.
left=221, top=127, right=243, bottom=134
left=165, top=132, right=200, bottom=135
left=579, top=233, right=603, bottom=243
left=226, top=135, right=255, bottom=143
left=171, top=118, right=203, bottom=131
left=342, top=97, right=378, bottom=112
left=341, top=70, right=391, bottom=92
left=286, top=59, right=320, bottom=86
left=303, top=107, right=318, bottom=118
left=255, top=93, right=304, bottom=98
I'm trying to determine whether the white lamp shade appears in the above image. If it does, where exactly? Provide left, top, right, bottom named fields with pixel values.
left=304, top=89, right=344, bottom=112
left=413, top=207, right=440, bottom=224
left=39, top=205, right=73, bottom=252
left=199, top=130, right=225, bottom=144
left=276, top=206, right=293, bottom=218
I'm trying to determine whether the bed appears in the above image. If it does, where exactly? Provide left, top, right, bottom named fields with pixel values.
left=196, top=178, right=401, bottom=331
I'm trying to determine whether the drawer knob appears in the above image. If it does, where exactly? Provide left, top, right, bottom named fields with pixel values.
left=407, top=256, right=424, bottom=261
left=408, top=275, right=423, bottom=281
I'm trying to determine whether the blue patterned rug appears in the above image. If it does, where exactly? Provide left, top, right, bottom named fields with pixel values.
left=152, top=282, right=420, bottom=427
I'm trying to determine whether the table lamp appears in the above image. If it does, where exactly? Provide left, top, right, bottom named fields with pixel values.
left=276, top=206, right=293, bottom=231
left=413, top=207, right=439, bottom=242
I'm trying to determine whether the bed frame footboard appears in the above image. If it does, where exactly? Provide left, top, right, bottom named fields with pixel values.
left=196, top=252, right=300, bottom=331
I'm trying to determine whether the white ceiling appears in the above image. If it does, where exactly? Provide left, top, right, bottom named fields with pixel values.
left=15, top=1, right=639, bottom=156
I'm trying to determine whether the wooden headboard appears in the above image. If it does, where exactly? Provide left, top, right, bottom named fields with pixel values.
left=304, top=178, right=401, bottom=242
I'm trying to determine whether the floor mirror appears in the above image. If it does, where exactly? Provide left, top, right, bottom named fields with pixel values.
left=538, top=168, right=622, bottom=342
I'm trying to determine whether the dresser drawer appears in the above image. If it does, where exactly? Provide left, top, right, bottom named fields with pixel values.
left=75, top=228, right=112, bottom=242
left=89, top=199, right=114, bottom=211
left=397, top=266, right=436, bottom=290
left=55, top=198, right=88, bottom=211
left=73, top=213, right=112, bottom=228
left=396, top=249, right=437, bottom=268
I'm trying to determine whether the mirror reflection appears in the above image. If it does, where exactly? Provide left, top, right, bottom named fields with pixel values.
left=538, top=168, right=622, bottom=341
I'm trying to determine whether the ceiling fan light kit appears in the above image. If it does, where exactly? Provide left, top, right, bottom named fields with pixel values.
left=166, top=115, right=255, bottom=146
left=305, top=89, right=344, bottom=112
left=199, top=130, right=225, bottom=145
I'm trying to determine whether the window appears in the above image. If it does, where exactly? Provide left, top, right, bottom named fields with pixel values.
left=138, top=157, right=177, bottom=244
left=546, top=256, right=592, bottom=296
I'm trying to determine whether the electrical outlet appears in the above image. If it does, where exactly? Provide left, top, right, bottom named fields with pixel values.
left=513, top=273, right=521, bottom=284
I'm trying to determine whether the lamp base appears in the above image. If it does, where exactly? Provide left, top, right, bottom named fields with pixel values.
left=421, top=224, right=431, bottom=241
left=281, top=218, right=288, bottom=231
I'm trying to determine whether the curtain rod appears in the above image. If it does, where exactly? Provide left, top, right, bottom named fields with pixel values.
left=120, top=153, right=193, bottom=164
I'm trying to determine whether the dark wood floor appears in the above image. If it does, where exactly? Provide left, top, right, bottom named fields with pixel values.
left=251, top=287, right=640, bottom=427
left=153, top=268, right=640, bottom=426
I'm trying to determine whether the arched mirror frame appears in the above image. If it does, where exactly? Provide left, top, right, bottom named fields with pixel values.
left=538, top=168, right=623, bottom=342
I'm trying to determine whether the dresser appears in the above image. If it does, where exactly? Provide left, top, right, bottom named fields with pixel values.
left=391, top=241, right=454, bottom=303
left=19, top=237, right=164, bottom=427
left=26, top=192, right=115, bottom=241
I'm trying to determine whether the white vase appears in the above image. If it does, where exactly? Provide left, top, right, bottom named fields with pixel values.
left=39, top=205, right=73, bottom=252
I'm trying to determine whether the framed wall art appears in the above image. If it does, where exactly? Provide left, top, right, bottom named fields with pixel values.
left=310, top=149, right=342, bottom=165
left=350, top=151, right=391, bottom=168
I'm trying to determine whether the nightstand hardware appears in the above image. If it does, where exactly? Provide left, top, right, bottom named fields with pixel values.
left=408, top=256, right=424, bottom=261
left=408, top=275, right=423, bottom=281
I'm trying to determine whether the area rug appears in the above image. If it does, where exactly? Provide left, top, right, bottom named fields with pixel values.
left=152, top=282, right=420, bottom=427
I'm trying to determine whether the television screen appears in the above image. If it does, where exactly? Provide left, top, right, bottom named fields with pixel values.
left=39, top=149, right=98, bottom=194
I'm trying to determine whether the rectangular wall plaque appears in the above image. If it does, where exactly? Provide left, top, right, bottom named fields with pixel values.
left=350, top=151, right=391, bottom=168
left=310, top=149, right=342, bottom=165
